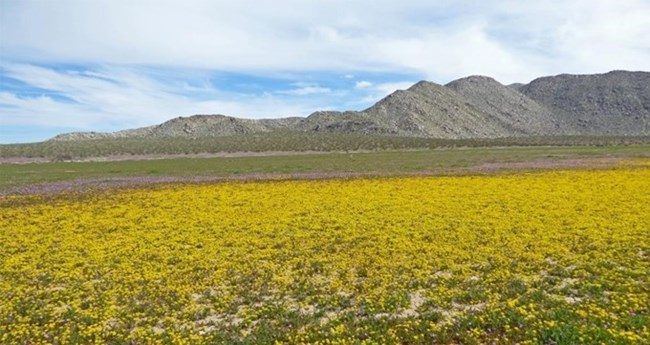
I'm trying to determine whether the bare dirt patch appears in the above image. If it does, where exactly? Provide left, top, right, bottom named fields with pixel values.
left=469, top=157, right=625, bottom=172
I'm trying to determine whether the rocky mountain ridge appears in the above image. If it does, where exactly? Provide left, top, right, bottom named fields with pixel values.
left=51, top=70, right=650, bottom=141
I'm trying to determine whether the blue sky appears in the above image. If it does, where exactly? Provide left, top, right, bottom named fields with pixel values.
left=1, top=0, right=650, bottom=143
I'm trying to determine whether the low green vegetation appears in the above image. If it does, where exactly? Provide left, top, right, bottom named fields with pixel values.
left=2, top=133, right=650, bottom=160
left=1, top=144, right=649, bottom=191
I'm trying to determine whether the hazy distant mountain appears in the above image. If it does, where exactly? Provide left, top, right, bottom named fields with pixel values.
left=50, top=71, right=650, bottom=141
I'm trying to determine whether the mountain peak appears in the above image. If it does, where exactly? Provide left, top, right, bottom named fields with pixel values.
left=445, top=75, right=502, bottom=88
left=407, top=80, right=443, bottom=92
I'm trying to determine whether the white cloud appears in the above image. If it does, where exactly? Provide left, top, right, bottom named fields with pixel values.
left=355, top=81, right=373, bottom=89
left=2, top=0, right=650, bottom=142
left=0, top=62, right=410, bottom=142
left=278, top=83, right=332, bottom=96
left=0, top=64, right=326, bottom=134
left=2, top=1, right=649, bottom=83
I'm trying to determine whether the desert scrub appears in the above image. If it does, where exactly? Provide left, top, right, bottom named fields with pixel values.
left=2, top=133, right=650, bottom=159
left=0, top=169, right=649, bottom=344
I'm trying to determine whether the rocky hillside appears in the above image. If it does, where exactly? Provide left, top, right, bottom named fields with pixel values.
left=444, top=76, right=563, bottom=136
left=50, top=71, right=650, bottom=141
left=518, top=70, right=650, bottom=135
left=50, top=115, right=303, bottom=141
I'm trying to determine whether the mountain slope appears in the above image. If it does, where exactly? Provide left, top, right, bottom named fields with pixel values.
left=51, top=115, right=304, bottom=141
left=519, top=70, right=650, bottom=135
left=445, top=76, right=564, bottom=135
left=362, top=81, right=507, bottom=137
left=49, top=70, right=650, bottom=141
left=297, top=79, right=558, bottom=138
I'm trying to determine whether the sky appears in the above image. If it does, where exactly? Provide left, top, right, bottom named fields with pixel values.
left=1, top=0, right=650, bottom=143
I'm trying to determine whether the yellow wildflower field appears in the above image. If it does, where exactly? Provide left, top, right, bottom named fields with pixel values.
left=1, top=169, right=649, bottom=344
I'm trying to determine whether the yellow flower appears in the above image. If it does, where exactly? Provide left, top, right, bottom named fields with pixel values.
left=1, top=168, right=649, bottom=343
